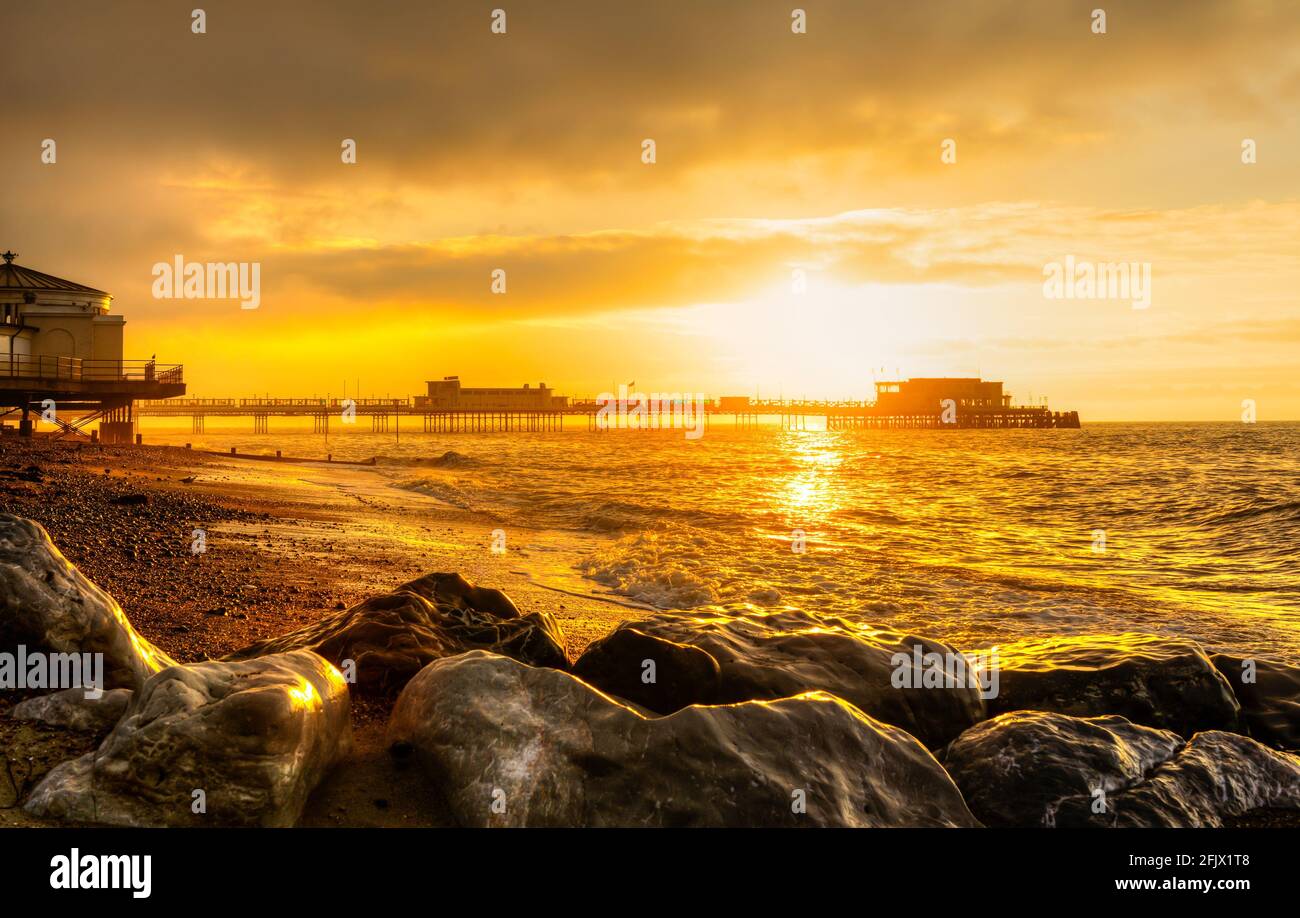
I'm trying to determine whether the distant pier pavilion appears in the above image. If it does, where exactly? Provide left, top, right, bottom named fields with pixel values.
left=136, top=376, right=1079, bottom=434
left=0, top=252, right=184, bottom=441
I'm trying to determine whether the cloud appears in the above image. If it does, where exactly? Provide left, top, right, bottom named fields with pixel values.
left=179, top=198, right=1300, bottom=320
left=9, top=0, right=1300, bottom=196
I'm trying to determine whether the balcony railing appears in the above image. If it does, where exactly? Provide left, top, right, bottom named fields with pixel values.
left=0, top=355, right=183, bottom=384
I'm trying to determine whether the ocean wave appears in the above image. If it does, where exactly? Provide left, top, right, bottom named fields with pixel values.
left=1194, top=498, right=1300, bottom=528
left=390, top=476, right=478, bottom=510
left=834, top=507, right=907, bottom=526
left=578, top=530, right=725, bottom=608
left=377, top=450, right=483, bottom=469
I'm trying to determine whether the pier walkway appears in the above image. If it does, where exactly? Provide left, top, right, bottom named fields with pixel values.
left=133, top=396, right=1081, bottom=433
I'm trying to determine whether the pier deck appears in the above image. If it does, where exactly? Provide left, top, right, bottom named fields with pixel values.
left=1, top=357, right=185, bottom=441
left=132, top=396, right=1080, bottom=432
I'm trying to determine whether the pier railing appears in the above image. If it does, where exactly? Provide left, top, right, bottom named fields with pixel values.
left=0, top=355, right=183, bottom=384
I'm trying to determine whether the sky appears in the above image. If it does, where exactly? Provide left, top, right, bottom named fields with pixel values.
left=5, top=0, right=1300, bottom=419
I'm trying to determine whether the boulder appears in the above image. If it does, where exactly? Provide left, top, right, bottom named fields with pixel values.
left=986, top=633, right=1240, bottom=737
left=226, top=572, right=567, bottom=693
left=1212, top=654, right=1300, bottom=750
left=944, top=710, right=1300, bottom=828
left=621, top=607, right=988, bottom=747
left=24, top=650, right=351, bottom=827
left=572, top=627, right=721, bottom=713
left=12, top=687, right=133, bottom=736
left=0, top=514, right=175, bottom=690
left=1056, top=731, right=1300, bottom=828
left=943, top=711, right=1182, bottom=827
left=402, top=572, right=523, bottom=620
left=388, top=650, right=980, bottom=828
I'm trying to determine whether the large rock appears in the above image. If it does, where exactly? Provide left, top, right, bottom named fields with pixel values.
left=615, top=607, right=988, bottom=747
left=943, top=711, right=1183, bottom=827
left=1062, top=732, right=1300, bottom=828
left=944, top=710, right=1300, bottom=828
left=24, top=650, right=351, bottom=827
left=226, top=572, right=567, bottom=693
left=0, top=514, right=175, bottom=690
left=1212, top=654, right=1300, bottom=750
left=572, top=627, right=722, bottom=714
left=986, top=633, right=1240, bottom=737
left=388, top=650, right=980, bottom=828
left=12, top=687, right=133, bottom=736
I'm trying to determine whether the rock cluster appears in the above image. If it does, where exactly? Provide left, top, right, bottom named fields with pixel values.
left=4, top=511, right=1298, bottom=828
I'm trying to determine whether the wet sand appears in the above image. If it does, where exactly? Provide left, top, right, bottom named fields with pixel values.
left=0, top=437, right=643, bottom=827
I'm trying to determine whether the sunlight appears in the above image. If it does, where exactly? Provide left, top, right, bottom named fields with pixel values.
left=773, top=432, right=845, bottom=522
left=687, top=278, right=972, bottom=398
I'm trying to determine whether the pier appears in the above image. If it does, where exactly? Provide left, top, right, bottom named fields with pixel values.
left=134, top=386, right=1081, bottom=433
left=8, top=371, right=1079, bottom=440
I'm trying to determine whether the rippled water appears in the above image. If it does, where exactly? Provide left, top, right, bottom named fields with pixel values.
left=140, top=419, right=1300, bottom=658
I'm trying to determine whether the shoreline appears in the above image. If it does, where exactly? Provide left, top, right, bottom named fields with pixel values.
left=0, top=437, right=643, bottom=828
left=2, top=437, right=1297, bottom=829
left=0, top=437, right=643, bottom=659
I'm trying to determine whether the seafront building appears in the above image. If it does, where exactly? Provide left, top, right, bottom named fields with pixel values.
left=872, top=378, right=1013, bottom=413
left=414, top=376, right=569, bottom=411
left=0, top=251, right=184, bottom=440
left=0, top=250, right=123, bottom=367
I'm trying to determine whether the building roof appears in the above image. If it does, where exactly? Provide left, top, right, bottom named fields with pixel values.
left=0, top=251, right=110, bottom=296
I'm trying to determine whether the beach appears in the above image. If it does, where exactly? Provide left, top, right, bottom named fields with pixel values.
left=0, top=437, right=640, bottom=827
left=3, top=429, right=1298, bottom=830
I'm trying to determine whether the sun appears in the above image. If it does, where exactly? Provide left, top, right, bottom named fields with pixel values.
left=687, top=278, right=968, bottom=399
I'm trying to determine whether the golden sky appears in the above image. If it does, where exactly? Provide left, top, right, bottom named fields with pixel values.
left=7, top=0, right=1300, bottom=419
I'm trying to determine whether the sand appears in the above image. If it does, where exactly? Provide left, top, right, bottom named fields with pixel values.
left=0, top=437, right=643, bottom=827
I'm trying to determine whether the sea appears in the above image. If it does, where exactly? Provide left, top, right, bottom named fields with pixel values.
left=138, top=418, right=1300, bottom=659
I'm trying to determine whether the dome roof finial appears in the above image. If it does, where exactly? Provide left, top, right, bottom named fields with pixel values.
left=1, top=251, right=16, bottom=265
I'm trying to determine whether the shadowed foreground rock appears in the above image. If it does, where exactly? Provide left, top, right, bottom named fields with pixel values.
left=388, top=650, right=980, bottom=828
left=572, top=627, right=722, bottom=714
left=610, top=607, right=987, bottom=747
left=944, top=711, right=1183, bottom=827
left=226, top=572, right=567, bottom=693
left=1212, top=653, right=1300, bottom=750
left=25, top=650, right=352, bottom=827
left=0, top=513, right=176, bottom=689
left=1061, top=732, right=1300, bottom=827
left=12, top=687, right=133, bottom=736
left=987, top=633, right=1240, bottom=737
left=945, top=710, right=1300, bottom=828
